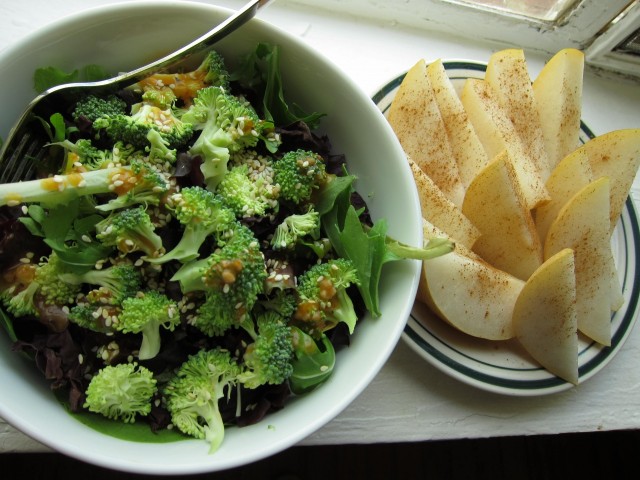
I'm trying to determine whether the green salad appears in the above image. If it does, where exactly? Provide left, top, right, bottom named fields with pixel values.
left=0, top=43, right=451, bottom=453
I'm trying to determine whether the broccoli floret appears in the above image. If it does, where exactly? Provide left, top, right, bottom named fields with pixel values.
left=52, top=138, right=113, bottom=173
left=84, top=362, right=157, bottom=423
left=181, top=86, right=277, bottom=190
left=0, top=253, right=80, bottom=317
left=189, top=293, right=236, bottom=338
left=273, top=149, right=328, bottom=205
left=196, top=50, right=232, bottom=91
left=145, top=128, right=177, bottom=165
left=163, top=348, right=240, bottom=453
left=72, top=94, right=128, bottom=123
left=35, top=252, right=81, bottom=306
left=111, top=141, right=147, bottom=166
left=257, top=288, right=297, bottom=319
left=0, top=266, right=40, bottom=317
left=147, top=186, right=236, bottom=264
left=116, top=291, right=179, bottom=360
left=0, top=166, right=138, bottom=208
left=68, top=300, right=120, bottom=333
left=270, top=209, right=320, bottom=250
left=237, top=311, right=294, bottom=389
left=172, top=224, right=267, bottom=336
left=294, top=258, right=360, bottom=336
left=94, top=160, right=172, bottom=212
left=95, top=206, right=164, bottom=258
left=141, top=88, right=178, bottom=110
left=135, top=50, right=231, bottom=107
left=93, top=101, right=194, bottom=149
left=59, top=263, right=141, bottom=304
left=0, top=161, right=170, bottom=210
left=217, top=163, right=278, bottom=218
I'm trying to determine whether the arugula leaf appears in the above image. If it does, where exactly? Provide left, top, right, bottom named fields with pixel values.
left=314, top=175, right=356, bottom=216
left=231, top=43, right=325, bottom=129
left=33, top=66, right=78, bottom=93
left=33, top=64, right=109, bottom=93
left=318, top=171, right=453, bottom=317
left=20, top=199, right=112, bottom=273
left=289, top=327, right=336, bottom=395
left=0, top=308, right=17, bottom=342
left=19, top=204, right=46, bottom=237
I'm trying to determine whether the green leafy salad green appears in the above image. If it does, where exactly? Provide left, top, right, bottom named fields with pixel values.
left=0, top=43, right=452, bottom=453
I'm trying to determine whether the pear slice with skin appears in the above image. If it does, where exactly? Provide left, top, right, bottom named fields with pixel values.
left=387, top=59, right=465, bottom=207
left=534, top=147, right=594, bottom=244
left=418, top=219, right=524, bottom=341
left=408, top=156, right=480, bottom=250
left=485, top=48, right=551, bottom=183
left=426, top=59, right=489, bottom=189
left=462, top=149, right=543, bottom=281
left=460, top=77, right=550, bottom=210
left=580, top=128, right=640, bottom=234
left=513, top=248, right=578, bottom=385
left=532, top=48, right=584, bottom=170
left=544, top=177, right=613, bottom=346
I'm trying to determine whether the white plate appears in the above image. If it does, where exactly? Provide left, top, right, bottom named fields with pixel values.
left=372, top=60, right=640, bottom=396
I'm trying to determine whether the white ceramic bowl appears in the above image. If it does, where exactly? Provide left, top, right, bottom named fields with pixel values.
left=0, top=1, right=422, bottom=474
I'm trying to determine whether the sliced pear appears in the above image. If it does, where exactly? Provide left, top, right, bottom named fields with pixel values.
left=426, top=58, right=489, bottom=189
left=462, top=150, right=543, bottom=281
left=532, top=48, right=584, bottom=169
left=460, top=77, right=549, bottom=210
left=485, top=48, right=551, bottom=182
left=534, top=148, right=623, bottom=314
left=387, top=59, right=465, bottom=207
left=544, top=177, right=612, bottom=346
left=418, top=220, right=524, bottom=340
left=513, top=248, right=578, bottom=385
left=534, top=147, right=594, bottom=244
left=408, top=156, right=480, bottom=250
left=417, top=219, right=478, bottom=306
left=580, top=129, right=640, bottom=234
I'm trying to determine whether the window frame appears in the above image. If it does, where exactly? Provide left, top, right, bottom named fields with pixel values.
left=285, top=0, right=637, bottom=76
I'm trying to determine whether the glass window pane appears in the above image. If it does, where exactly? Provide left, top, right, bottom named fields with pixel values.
left=454, top=0, right=580, bottom=21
